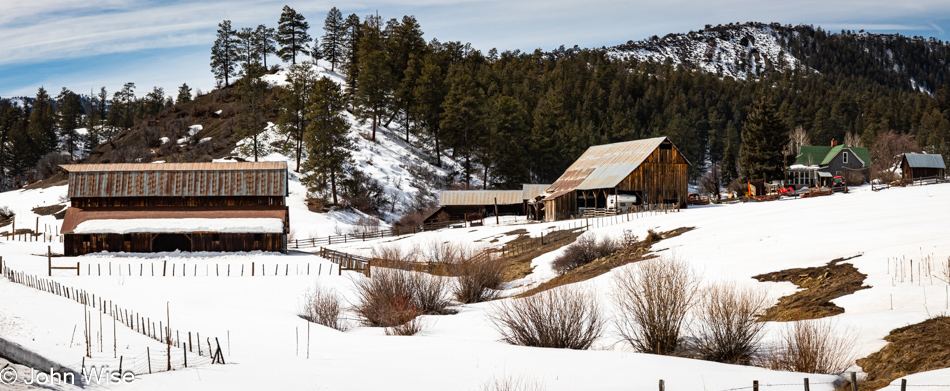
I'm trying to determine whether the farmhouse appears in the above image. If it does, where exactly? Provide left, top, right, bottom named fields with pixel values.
left=541, top=137, right=690, bottom=222
left=60, top=162, right=289, bottom=256
left=901, top=153, right=946, bottom=183
left=787, top=142, right=871, bottom=187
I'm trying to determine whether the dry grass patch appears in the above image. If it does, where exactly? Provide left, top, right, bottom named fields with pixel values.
left=754, top=255, right=868, bottom=321
left=517, top=227, right=694, bottom=298
left=501, top=228, right=584, bottom=282
left=852, top=316, right=950, bottom=391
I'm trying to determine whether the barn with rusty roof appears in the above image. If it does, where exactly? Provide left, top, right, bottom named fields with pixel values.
left=542, top=137, right=690, bottom=221
left=60, top=162, right=289, bottom=255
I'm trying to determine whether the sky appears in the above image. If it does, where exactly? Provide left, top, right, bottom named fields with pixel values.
left=1, top=0, right=949, bottom=99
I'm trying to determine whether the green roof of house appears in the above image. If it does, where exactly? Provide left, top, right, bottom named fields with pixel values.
left=795, top=145, right=871, bottom=167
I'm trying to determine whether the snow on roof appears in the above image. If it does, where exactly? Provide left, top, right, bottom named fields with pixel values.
left=72, top=218, right=285, bottom=234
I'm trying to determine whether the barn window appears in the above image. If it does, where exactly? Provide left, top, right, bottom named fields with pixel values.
left=254, top=234, right=262, bottom=242
left=843, top=152, right=849, bottom=164
left=212, top=233, right=220, bottom=242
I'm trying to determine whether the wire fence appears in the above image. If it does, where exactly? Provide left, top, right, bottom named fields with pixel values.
left=0, top=262, right=227, bottom=381
left=67, top=259, right=343, bottom=278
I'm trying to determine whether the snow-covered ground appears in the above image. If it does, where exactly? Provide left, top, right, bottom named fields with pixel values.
left=3, top=179, right=950, bottom=389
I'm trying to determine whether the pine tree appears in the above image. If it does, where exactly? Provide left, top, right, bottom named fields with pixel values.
left=441, top=65, right=485, bottom=187
left=342, top=14, right=363, bottom=96
left=388, top=15, right=426, bottom=141
left=303, top=77, right=353, bottom=205
left=234, top=65, right=270, bottom=162
left=309, top=35, right=323, bottom=63
left=211, top=20, right=238, bottom=87
left=739, top=96, right=789, bottom=181
left=176, top=83, right=193, bottom=105
left=95, top=87, right=110, bottom=141
left=277, top=64, right=318, bottom=172
left=236, top=27, right=261, bottom=76
left=27, top=87, right=57, bottom=162
left=254, top=24, right=277, bottom=70
left=721, top=139, right=739, bottom=186
left=354, top=14, right=393, bottom=142
left=56, top=88, right=83, bottom=158
left=277, top=6, right=311, bottom=64
left=321, top=7, right=345, bottom=71
left=487, top=95, right=530, bottom=188
left=412, top=51, right=447, bottom=167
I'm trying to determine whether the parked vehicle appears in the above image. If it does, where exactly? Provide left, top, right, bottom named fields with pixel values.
left=606, top=194, right=638, bottom=212
left=832, top=176, right=848, bottom=193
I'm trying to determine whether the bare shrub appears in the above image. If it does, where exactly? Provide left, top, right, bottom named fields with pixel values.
left=352, top=216, right=381, bottom=234
left=489, top=287, right=603, bottom=350
left=621, top=229, right=640, bottom=247
left=301, top=284, right=348, bottom=331
left=0, top=206, right=14, bottom=220
left=423, top=240, right=462, bottom=271
left=761, top=319, right=857, bottom=374
left=700, top=164, right=723, bottom=200
left=482, top=374, right=546, bottom=391
left=371, top=244, right=418, bottom=270
left=33, top=152, right=72, bottom=180
left=452, top=252, right=507, bottom=303
left=551, top=234, right=621, bottom=274
left=613, top=257, right=698, bottom=355
left=393, top=210, right=426, bottom=230
left=353, top=268, right=449, bottom=328
left=691, top=282, right=769, bottom=364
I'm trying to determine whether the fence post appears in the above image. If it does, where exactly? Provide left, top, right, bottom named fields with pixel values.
left=147, top=347, right=152, bottom=374
left=753, top=380, right=758, bottom=391
left=658, top=379, right=664, bottom=391
left=804, top=378, right=809, bottom=391
left=118, top=355, right=123, bottom=374
left=901, top=379, right=907, bottom=391
left=851, top=372, right=858, bottom=391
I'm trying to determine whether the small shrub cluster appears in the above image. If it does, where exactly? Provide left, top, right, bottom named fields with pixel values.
left=0, top=206, right=14, bottom=220
left=301, top=284, right=348, bottom=331
left=690, top=282, right=769, bottom=364
left=761, top=319, right=857, bottom=374
left=353, top=268, right=450, bottom=333
left=551, top=234, right=621, bottom=274
left=32, top=152, right=72, bottom=181
left=451, top=252, right=507, bottom=303
left=489, top=287, right=603, bottom=350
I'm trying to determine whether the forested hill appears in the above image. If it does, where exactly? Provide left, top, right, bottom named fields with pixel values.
left=3, top=16, right=950, bottom=210
left=609, top=22, right=950, bottom=93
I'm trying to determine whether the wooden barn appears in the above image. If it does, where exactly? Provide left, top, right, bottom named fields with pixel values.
left=901, top=153, right=946, bottom=183
left=541, top=137, right=690, bottom=222
left=423, top=190, right=524, bottom=223
left=60, top=162, right=289, bottom=256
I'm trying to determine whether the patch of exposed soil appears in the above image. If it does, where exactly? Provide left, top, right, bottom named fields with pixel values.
left=754, top=255, right=868, bottom=321
left=501, top=228, right=584, bottom=282
left=516, top=227, right=695, bottom=298
left=846, top=316, right=950, bottom=391
left=32, top=204, right=66, bottom=219
left=24, top=173, right=68, bottom=189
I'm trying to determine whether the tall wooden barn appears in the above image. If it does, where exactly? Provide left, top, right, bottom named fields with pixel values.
left=542, top=137, right=690, bottom=222
left=60, top=162, right=289, bottom=256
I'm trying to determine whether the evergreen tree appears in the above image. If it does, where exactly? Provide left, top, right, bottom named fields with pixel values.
left=309, top=35, right=323, bottom=63
left=277, top=63, right=318, bottom=171
left=254, top=24, right=277, bottom=70
left=276, top=6, right=311, bottom=64
left=211, top=20, right=238, bottom=87
left=27, top=87, right=58, bottom=162
left=354, top=14, right=392, bottom=142
left=236, top=27, right=261, bottom=76
left=441, top=65, right=485, bottom=187
left=56, top=88, right=83, bottom=158
left=303, top=77, right=353, bottom=205
left=106, top=83, right=135, bottom=130
left=739, top=96, right=789, bottom=181
left=487, top=95, right=530, bottom=187
left=176, top=83, right=193, bottom=104
left=388, top=15, right=426, bottom=140
left=95, top=87, right=110, bottom=141
left=234, top=65, right=270, bottom=161
left=721, top=139, right=739, bottom=186
left=412, top=50, right=447, bottom=167
left=342, top=14, right=363, bottom=96
left=321, top=7, right=345, bottom=72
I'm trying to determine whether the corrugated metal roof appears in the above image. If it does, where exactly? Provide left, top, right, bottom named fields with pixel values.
left=547, top=137, right=687, bottom=194
left=439, top=190, right=523, bottom=206
left=60, top=162, right=287, bottom=172
left=63, top=162, right=288, bottom=198
left=904, top=153, right=947, bottom=169
left=521, top=184, right=551, bottom=200
left=61, top=206, right=288, bottom=234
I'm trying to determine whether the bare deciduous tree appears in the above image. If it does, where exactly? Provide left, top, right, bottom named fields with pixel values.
left=871, top=130, right=920, bottom=182
left=613, top=257, right=698, bottom=355
left=785, top=125, right=811, bottom=156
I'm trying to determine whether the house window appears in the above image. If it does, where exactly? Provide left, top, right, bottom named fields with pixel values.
left=843, top=152, right=849, bottom=164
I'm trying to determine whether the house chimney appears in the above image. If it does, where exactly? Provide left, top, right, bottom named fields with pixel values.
left=830, top=139, right=837, bottom=147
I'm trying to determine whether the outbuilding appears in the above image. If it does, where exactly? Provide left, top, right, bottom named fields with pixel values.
left=901, top=153, right=946, bottom=183
left=541, top=137, right=690, bottom=221
left=60, top=162, right=289, bottom=255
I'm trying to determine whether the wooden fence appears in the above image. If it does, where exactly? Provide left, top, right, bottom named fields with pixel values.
left=290, top=219, right=466, bottom=249
left=320, top=247, right=372, bottom=277
left=0, top=261, right=225, bottom=377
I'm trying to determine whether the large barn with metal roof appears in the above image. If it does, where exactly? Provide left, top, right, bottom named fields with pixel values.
left=60, top=162, right=289, bottom=255
left=541, top=137, right=690, bottom=221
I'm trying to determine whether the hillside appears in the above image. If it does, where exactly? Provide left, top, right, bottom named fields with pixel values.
left=609, top=22, right=950, bottom=93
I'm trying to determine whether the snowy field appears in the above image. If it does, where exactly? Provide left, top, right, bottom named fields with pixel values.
left=2, top=180, right=950, bottom=390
